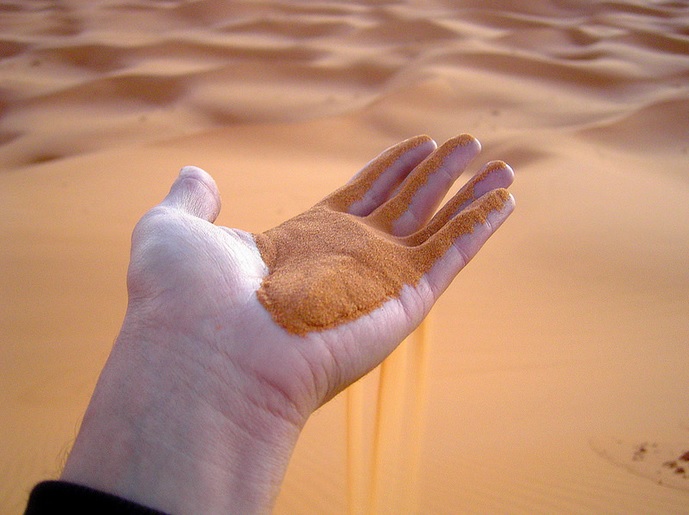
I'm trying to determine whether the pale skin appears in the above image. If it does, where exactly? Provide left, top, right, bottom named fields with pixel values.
left=60, top=135, right=515, bottom=514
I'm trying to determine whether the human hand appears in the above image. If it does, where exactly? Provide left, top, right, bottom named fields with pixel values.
left=252, top=134, right=514, bottom=404
left=60, top=135, right=514, bottom=514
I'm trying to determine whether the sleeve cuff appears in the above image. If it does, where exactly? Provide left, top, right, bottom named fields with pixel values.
left=25, top=481, right=169, bottom=515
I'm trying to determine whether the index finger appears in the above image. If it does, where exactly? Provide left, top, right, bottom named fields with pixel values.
left=322, top=135, right=436, bottom=216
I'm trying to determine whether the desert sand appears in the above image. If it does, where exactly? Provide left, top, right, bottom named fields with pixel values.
left=1, top=1, right=688, bottom=513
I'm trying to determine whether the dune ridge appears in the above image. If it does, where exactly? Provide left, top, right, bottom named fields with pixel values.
left=2, top=0, right=687, bottom=168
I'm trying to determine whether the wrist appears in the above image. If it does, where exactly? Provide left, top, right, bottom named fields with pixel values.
left=61, top=324, right=304, bottom=514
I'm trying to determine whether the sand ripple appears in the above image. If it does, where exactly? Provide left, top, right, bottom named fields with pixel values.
left=1, top=0, right=688, bottom=168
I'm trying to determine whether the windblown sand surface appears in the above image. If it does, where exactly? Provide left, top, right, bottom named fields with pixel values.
left=2, top=1, right=688, bottom=513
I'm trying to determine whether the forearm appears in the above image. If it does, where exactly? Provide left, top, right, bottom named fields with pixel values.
left=60, top=326, right=303, bottom=514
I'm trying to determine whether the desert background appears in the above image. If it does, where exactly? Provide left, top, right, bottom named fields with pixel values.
left=1, top=0, right=688, bottom=513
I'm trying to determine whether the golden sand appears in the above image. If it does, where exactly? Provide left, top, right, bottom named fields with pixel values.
left=2, top=1, right=688, bottom=513
left=255, top=135, right=509, bottom=335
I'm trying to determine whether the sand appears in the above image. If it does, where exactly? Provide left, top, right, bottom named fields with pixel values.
left=255, top=134, right=510, bottom=335
left=1, top=0, right=688, bottom=513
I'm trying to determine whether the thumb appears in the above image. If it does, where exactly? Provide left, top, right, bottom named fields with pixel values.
left=160, top=166, right=222, bottom=222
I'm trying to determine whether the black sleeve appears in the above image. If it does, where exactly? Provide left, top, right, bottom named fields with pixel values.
left=25, top=481, right=169, bottom=515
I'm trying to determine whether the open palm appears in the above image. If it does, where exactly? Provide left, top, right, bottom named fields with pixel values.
left=125, top=134, right=514, bottom=422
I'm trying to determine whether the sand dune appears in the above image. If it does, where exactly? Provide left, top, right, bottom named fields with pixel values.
left=2, top=1, right=688, bottom=513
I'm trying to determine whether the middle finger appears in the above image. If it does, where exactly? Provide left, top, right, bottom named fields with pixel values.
left=367, top=134, right=481, bottom=236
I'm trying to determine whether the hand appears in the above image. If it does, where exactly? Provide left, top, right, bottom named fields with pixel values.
left=60, top=135, right=514, bottom=514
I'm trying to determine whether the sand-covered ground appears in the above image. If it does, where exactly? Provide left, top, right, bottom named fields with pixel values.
left=2, top=1, right=688, bottom=513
